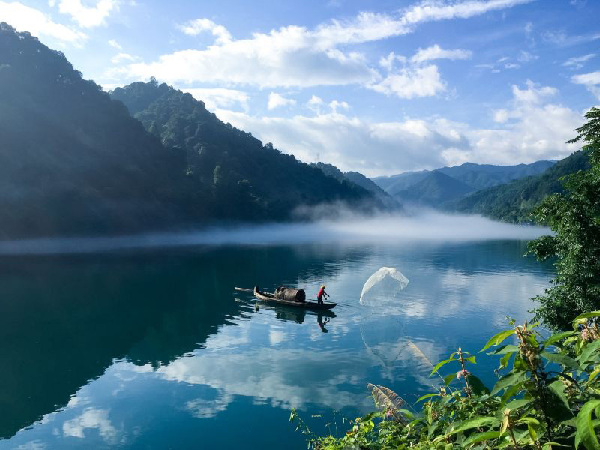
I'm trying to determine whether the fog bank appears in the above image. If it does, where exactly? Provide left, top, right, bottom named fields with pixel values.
left=0, top=211, right=549, bottom=255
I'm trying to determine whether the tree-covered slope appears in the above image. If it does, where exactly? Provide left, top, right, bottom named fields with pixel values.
left=111, top=82, right=375, bottom=220
left=0, top=23, right=374, bottom=238
left=452, top=150, right=589, bottom=222
left=311, top=162, right=399, bottom=209
left=0, top=23, right=195, bottom=238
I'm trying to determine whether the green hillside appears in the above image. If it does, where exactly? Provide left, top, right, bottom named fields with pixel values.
left=452, top=150, right=589, bottom=222
left=0, top=23, right=192, bottom=238
left=111, top=83, right=375, bottom=220
left=0, top=23, right=373, bottom=238
left=311, top=162, right=399, bottom=209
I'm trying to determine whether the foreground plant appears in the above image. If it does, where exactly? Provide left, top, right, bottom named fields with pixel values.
left=294, top=312, right=600, bottom=449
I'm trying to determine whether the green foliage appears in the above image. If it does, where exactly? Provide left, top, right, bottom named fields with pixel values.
left=299, top=314, right=600, bottom=449
left=111, top=82, right=378, bottom=222
left=528, top=108, right=600, bottom=330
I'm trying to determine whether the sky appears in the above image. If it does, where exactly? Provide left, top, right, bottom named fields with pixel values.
left=1, top=0, right=599, bottom=176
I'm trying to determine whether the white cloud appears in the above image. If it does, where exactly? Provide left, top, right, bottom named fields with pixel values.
left=267, top=92, right=297, bottom=110
left=178, top=18, right=232, bottom=44
left=379, top=52, right=406, bottom=71
left=411, top=44, right=472, bottom=63
left=216, top=108, right=466, bottom=175
left=371, top=45, right=469, bottom=99
left=563, top=53, right=595, bottom=69
left=469, top=81, right=581, bottom=163
left=183, top=87, right=250, bottom=112
left=329, top=99, right=349, bottom=113
left=572, top=71, right=600, bottom=100
left=122, top=0, right=531, bottom=89
left=0, top=1, right=86, bottom=44
left=307, top=95, right=324, bottom=113
left=108, top=39, right=121, bottom=50
left=214, top=81, right=582, bottom=176
left=111, top=52, right=138, bottom=64
left=517, top=50, right=537, bottom=62
left=124, top=25, right=378, bottom=88
left=55, top=0, right=118, bottom=28
left=542, top=30, right=600, bottom=47
left=62, top=408, right=118, bottom=443
left=371, top=64, right=446, bottom=99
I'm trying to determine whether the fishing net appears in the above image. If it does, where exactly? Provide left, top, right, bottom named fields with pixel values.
left=360, top=267, right=409, bottom=307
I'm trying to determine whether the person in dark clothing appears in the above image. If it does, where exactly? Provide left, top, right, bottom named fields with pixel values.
left=317, top=285, right=329, bottom=304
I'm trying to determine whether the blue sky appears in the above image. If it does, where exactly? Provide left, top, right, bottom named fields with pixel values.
left=1, top=0, right=599, bottom=176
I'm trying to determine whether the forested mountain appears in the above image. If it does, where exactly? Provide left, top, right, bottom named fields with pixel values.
left=373, top=160, right=555, bottom=197
left=0, top=23, right=192, bottom=238
left=310, top=162, right=398, bottom=208
left=372, top=170, right=431, bottom=196
left=0, top=23, right=373, bottom=238
left=394, top=171, right=474, bottom=206
left=452, top=150, right=590, bottom=222
left=437, top=160, right=556, bottom=190
left=111, top=82, right=376, bottom=220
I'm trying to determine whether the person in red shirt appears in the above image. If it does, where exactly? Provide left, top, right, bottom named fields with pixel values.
left=317, top=285, right=329, bottom=304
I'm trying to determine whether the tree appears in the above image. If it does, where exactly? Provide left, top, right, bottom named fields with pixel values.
left=528, top=107, right=600, bottom=329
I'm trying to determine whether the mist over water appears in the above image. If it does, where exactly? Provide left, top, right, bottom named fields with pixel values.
left=0, top=211, right=548, bottom=255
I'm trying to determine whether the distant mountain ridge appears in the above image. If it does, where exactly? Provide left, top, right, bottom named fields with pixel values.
left=372, top=160, right=557, bottom=207
left=374, top=160, right=556, bottom=195
left=394, top=171, right=473, bottom=206
left=452, top=151, right=590, bottom=222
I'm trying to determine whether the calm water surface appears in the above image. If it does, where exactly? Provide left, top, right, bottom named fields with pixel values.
left=0, top=236, right=553, bottom=449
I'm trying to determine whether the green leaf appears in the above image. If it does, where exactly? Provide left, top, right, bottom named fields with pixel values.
left=549, top=380, right=571, bottom=411
left=505, top=398, right=533, bottom=411
left=542, top=351, right=580, bottom=370
left=499, top=352, right=513, bottom=370
left=465, top=356, right=476, bottom=364
left=501, top=382, right=524, bottom=406
left=543, top=331, right=576, bottom=347
left=517, top=417, right=541, bottom=426
left=462, top=431, right=501, bottom=446
left=444, top=373, right=456, bottom=386
left=492, top=372, right=526, bottom=396
left=481, top=329, right=516, bottom=352
left=575, top=399, right=600, bottom=449
left=574, top=311, right=600, bottom=323
left=467, top=374, right=490, bottom=395
left=579, top=340, right=600, bottom=365
left=488, top=344, right=519, bottom=355
left=431, top=357, right=454, bottom=375
left=448, top=417, right=500, bottom=435
left=417, top=393, right=440, bottom=403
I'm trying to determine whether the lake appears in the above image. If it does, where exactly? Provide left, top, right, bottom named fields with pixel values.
left=0, top=216, right=554, bottom=449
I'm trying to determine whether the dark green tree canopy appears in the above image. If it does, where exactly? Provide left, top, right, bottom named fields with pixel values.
left=528, top=107, right=600, bottom=329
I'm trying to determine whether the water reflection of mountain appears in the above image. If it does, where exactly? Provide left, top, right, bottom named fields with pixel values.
left=0, top=244, right=368, bottom=440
